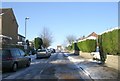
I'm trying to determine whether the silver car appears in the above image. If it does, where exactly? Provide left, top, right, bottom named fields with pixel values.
left=36, top=49, right=51, bottom=59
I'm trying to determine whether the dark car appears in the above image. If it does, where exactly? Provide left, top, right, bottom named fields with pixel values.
left=29, top=48, right=37, bottom=55
left=1, top=48, right=31, bottom=72
left=52, top=49, right=56, bottom=53
left=36, top=49, right=51, bottom=59
left=50, top=48, right=56, bottom=53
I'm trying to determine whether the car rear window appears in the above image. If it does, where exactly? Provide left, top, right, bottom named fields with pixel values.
left=0, top=49, right=11, bottom=59
left=38, top=50, right=46, bottom=52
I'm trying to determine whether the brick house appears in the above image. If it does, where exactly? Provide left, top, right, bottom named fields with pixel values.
left=0, top=8, right=18, bottom=44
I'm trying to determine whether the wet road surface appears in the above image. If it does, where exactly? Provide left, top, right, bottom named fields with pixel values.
left=2, top=53, right=93, bottom=81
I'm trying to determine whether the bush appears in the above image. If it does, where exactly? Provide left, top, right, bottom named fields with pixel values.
left=99, top=29, right=119, bottom=55
left=34, top=37, right=43, bottom=50
left=66, top=45, right=73, bottom=51
left=77, top=39, right=96, bottom=52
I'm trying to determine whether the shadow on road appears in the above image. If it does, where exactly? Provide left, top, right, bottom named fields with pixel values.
left=66, top=53, right=79, bottom=56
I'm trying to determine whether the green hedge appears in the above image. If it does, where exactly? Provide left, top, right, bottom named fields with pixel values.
left=66, top=29, right=120, bottom=56
left=118, top=29, right=120, bottom=54
left=98, top=29, right=120, bottom=55
left=66, top=42, right=75, bottom=51
left=77, top=39, right=96, bottom=52
left=66, top=45, right=72, bottom=51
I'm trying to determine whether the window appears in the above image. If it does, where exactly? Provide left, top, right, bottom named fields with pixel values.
left=19, top=49, right=25, bottom=56
left=11, top=49, right=21, bottom=57
left=2, top=49, right=11, bottom=59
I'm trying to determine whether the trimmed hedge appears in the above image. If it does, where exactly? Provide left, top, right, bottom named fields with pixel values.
left=74, top=43, right=80, bottom=51
left=77, top=39, right=96, bottom=52
left=98, top=29, right=120, bottom=55
left=119, top=29, right=120, bottom=54
left=66, top=29, right=120, bottom=56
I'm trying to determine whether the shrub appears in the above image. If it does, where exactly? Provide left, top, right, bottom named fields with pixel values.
left=77, top=39, right=96, bottom=52
left=99, top=29, right=119, bottom=55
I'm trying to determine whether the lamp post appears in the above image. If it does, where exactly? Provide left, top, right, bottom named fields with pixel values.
left=25, top=17, right=30, bottom=40
left=24, top=17, right=30, bottom=54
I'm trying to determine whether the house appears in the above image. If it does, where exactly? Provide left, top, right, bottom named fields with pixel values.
left=0, top=8, right=18, bottom=44
left=18, top=34, right=25, bottom=45
left=86, top=32, right=98, bottom=40
left=78, top=32, right=98, bottom=42
left=57, top=45, right=62, bottom=52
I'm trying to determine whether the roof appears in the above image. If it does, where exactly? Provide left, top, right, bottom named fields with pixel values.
left=18, top=34, right=25, bottom=38
left=77, top=36, right=85, bottom=41
left=77, top=32, right=98, bottom=42
left=87, top=32, right=98, bottom=38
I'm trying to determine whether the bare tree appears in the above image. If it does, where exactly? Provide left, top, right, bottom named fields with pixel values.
left=66, top=35, right=76, bottom=45
left=40, top=27, right=53, bottom=48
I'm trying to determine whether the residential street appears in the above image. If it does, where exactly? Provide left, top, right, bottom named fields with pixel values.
left=1, top=2, right=119, bottom=81
left=2, top=52, right=119, bottom=81
left=2, top=53, right=93, bottom=80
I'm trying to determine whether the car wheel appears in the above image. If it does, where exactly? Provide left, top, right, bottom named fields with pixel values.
left=26, top=60, right=30, bottom=67
left=12, top=63, right=17, bottom=72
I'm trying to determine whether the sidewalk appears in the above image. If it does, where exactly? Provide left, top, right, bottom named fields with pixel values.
left=30, top=54, right=37, bottom=61
left=64, top=53, right=119, bottom=80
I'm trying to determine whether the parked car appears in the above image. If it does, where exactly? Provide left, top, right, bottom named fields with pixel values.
left=47, top=49, right=51, bottom=54
left=29, top=48, right=37, bottom=55
left=50, top=48, right=56, bottom=53
left=36, top=49, right=51, bottom=59
left=1, top=48, right=31, bottom=72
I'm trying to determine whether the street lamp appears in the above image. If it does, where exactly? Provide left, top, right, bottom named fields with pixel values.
left=24, top=17, right=30, bottom=54
left=25, top=17, right=30, bottom=40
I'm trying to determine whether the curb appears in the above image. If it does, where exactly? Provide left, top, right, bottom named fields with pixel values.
left=64, top=53, right=94, bottom=80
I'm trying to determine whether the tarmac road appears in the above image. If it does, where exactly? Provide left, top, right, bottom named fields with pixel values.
left=2, top=52, right=93, bottom=81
